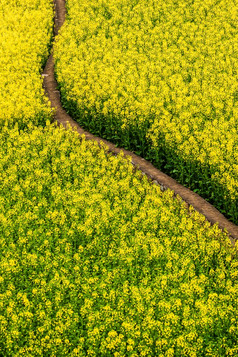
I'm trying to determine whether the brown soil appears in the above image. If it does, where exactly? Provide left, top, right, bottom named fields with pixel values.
left=43, top=0, right=238, bottom=245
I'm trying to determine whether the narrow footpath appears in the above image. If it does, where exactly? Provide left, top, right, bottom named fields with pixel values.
left=42, top=0, right=238, bottom=244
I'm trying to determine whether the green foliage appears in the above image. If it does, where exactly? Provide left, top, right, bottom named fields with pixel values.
left=0, top=123, right=238, bottom=356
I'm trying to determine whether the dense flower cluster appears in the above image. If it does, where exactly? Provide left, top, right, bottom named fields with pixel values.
left=0, top=0, right=54, bottom=130
left=0, top=122, right=238, bottom=356
left=54, top=0, right=238, bottom=222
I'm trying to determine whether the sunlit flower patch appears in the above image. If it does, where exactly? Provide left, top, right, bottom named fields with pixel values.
left=0, top=0, right=54, bottom=130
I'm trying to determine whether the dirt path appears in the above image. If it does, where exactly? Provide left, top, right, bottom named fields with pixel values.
left=43, top=0, right=238, bottom=244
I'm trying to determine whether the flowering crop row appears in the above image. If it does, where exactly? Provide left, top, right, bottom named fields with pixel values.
left=0, top=122, right=238, bottom=356
left=54, top=0, right=238, bottom=223
left=0, top=0, right=54, bottom=130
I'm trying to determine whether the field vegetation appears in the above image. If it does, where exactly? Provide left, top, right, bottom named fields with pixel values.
left=0, top=0, right=54, bottom=130
left=1, top=0, right=238, bottom=356
left=54, top=0, right=238, bottom=223
left=1, top=123, right=238, bottom=356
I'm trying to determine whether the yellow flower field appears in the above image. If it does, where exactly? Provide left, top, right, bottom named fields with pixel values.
left=0, top=123, right=238, bottom=356
left=1, top=0, right=238, bottom=355
left=54, top=0, right=238, bottom=223
left=0, top=0, right=54, bottom=130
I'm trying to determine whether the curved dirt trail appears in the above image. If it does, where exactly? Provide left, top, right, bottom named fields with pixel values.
left=43, top=0, right=238, bottom=244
